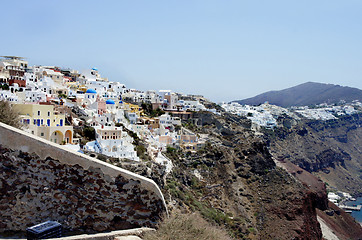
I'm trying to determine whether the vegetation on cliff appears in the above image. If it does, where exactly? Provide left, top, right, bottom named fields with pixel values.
left=143, top=212, right=231, bottom=240
left=0, top=100, right=21, bottom=128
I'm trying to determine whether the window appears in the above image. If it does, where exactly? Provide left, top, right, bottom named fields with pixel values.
left=40, top=133, right=44, bottom=136
left=37, top=111, right=40, bottom=116
left=48, top=111, right=50, bottom=117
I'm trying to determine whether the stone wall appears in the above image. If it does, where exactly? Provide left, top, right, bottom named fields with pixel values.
left=0, top=122, right=167, bottom=233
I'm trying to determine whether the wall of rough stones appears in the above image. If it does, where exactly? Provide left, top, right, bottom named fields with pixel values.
left=0, top=122, right=166, bottom=233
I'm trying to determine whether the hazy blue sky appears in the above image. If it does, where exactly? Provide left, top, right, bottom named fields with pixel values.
left=2, top=0, right=362, bottom=102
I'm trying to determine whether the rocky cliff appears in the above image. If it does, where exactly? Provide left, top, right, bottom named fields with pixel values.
left=265, top=113, right=362, bottom=196
left=118, top=112, right=326, bottom=239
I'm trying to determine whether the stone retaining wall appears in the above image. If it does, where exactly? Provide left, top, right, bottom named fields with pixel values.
left=0, top=122, right=167, bottom=234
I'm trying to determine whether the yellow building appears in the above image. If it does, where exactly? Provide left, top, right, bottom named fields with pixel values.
left=124, top=103, right=144, bottom=116
left=13, top=104, right=73, bottom=144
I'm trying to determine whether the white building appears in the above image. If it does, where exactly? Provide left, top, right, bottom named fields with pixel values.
left=24, top=90, right=47, bottom=103
left=81, top=68, right=108, bottom=82
left=37, top=76, right=55, bottom=95
left=24, top=71, right=38, bottom=85
left=85, top=125, right=139, bottom=161
left=83, top=88, right=98, bottom=105
left=179, top=100, right=206, bottom=111
left=159, top=90, right=178, bottom=110
left=0, top=90, right=18, bottom=102
left=157, top=113, right=181, bottom=126
left=327, top=192, right=341, bottom=204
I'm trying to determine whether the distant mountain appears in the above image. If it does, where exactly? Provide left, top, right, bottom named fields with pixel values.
left=234, top=82, right=362, bottom=107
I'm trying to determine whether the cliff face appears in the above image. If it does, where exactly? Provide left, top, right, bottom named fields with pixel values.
left=179, top=112, right=326, bottom=239
left=265, top=113, right=362, bottom=196
left=263, top=113, right=362, bottom=239
left=120, top=111, right=362, bottom=239
left=118, top=112, right=324, bottom=239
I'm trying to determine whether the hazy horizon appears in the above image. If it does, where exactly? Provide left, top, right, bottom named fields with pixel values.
left=2, top=0, right=362, bottom=102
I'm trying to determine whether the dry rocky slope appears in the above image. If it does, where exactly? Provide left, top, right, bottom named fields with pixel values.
left=265, top=113, right=362, bottom=196
left=120, top=111, right=352, bottom=239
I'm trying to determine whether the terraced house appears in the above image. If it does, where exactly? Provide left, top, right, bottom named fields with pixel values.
left=13, top=103, right=73, bottom=144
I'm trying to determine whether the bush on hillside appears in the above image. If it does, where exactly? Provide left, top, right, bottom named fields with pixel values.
left=0, top=100, right=22, bottom=128
left=141, top=102, right=165, bottom=117
left=143, top=212, right=232, bottom=240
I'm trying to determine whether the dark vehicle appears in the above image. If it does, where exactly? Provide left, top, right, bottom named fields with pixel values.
left=26, top=221, right=62, bottom=240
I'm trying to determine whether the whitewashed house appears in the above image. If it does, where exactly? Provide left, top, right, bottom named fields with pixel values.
left=157, top=113, right=181, bottom=126
left=85, top=125, right=139, bottom=161
left=179, top=100, right=206, bottom=111
left=83, top=88, right=98, bottom=106
left=0, top=90, right=18, bottom=102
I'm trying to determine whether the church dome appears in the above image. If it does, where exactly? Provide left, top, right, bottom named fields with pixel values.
left=85, top=89, right=97, bottom=94
left=106, top=99, right=115, bottom=104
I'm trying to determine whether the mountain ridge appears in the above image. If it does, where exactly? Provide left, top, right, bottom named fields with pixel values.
left=234, top=82, right=362, bottom=107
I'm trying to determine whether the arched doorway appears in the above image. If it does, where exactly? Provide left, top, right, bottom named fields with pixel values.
left=50, top=130, right=64, bottom=144
left=65, top=130, right=73, bottom=144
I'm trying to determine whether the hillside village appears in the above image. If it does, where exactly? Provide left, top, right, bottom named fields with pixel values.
left=0, top=56, right=216, bottom=164
left=221, top=100, right=362, bottom=130
left=1, top=56, right=361, bottom=164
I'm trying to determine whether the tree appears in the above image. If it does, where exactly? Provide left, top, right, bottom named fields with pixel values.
left=1, top=84, right=9, bottom=90
left=141, top=102, right=165, bottom=117
left=83, top=126, right=96, bottom=140
left=0, top=100, right=22, bottom=128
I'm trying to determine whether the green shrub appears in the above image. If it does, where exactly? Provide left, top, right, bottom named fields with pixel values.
left=166, top=146, right=177, bottom=153
left=0, top=101, right=22, bottom=128
left=141, top=102, right=165, bottom=117
left=83, top=126, right=96, bottom=140
left=143, top=212, right=232, bottom=240
left=97, top=154, right=107, bottom=161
